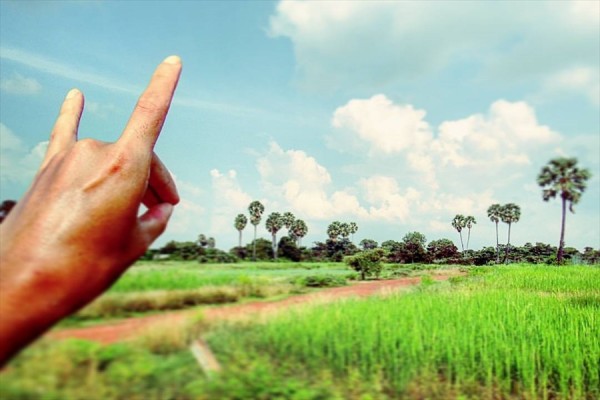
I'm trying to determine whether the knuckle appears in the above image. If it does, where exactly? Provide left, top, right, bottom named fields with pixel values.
left=135, top=92, right=167, bottom=115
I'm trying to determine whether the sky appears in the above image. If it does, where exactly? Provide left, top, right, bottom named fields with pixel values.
left=1, top=0, right=599, bottom=252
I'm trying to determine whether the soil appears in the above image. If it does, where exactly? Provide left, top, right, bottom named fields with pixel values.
left=49, top=273, right=458, bottom=345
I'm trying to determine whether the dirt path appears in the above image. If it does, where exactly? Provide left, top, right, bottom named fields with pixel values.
left=50, top=274, right=456, bottom=345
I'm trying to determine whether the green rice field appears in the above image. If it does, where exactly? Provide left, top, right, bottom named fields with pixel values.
left=1, top=264, right=598, bottom=399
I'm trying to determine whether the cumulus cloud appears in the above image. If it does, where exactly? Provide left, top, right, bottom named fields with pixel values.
left=209, top=169, right=253, bottom=235
left=0, top=123, right=46, bottom=183
left=0, top=72, right=42, bottom=95
left=256, top=141, right=366, bottom=219
left=332, top=94, right=432, bottom=154
left=269, top=1, right=599, bottom=105
left=332, top=95, right=561, bottom=170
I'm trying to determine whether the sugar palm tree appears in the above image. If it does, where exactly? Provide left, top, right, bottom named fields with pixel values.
left=234, top=214, right=248, bottom=248
left=327, top=221, right=342, bottom=241
left=537, top=157, right=591, bottom=263
left=248, top=200, right=265, bottom=260
left=451, top=214, right=466, bottom=251
left=500, top=203, right=520, bottom=264
left=265, top=212, right=284, bottom=260
left=464, top=216, right=476, bottom=251
left=487, top=204, right=502, bottom=263
left=282, top=212, right=295, bottom=233
left=291, top=219, right=308, bottom=246
left=348, top=222, right=358, bottom=243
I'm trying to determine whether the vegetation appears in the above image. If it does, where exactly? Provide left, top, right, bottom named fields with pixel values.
left=2, top=265, right=599, bottom=399
left=537, top=157, right=592, bottom=264
left=233, top=214, right=247, bottom=248
left=344, top=248, right=385, bottom=280
left=207, top=265, right=600, bottom=399
left=487, top=203, right=502, bottom=263
left=451, top=214, right=466, bottom=251
left=500, top=203, right=521, bottom=264
left=248, top=200, right=265, bottom=261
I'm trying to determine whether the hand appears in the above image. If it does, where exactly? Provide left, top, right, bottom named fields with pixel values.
left=0, top=55, right=182, bottom=365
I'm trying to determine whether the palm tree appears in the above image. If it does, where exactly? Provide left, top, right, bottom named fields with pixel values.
left=451, top=214, right=466, bottom=251
left=248, top=200, right=265, bottom=260
left=348, top=222, right=358, bottom=242
left=234, top=214, right=248, bottom=248
left=537, top=157, right=591, bottom=263
left=265, top=212, right=284, bottom=260
left=282, top=212, right=295, bottom=233
left=500, top=203, right=520, bottom=264
left=327, top=221, right=342, bottom=241
left=464, top=216, right=476, bottom=251
left=339, top=222, right=350, bottom=240
left=291, top=219, right=308, bottom=246
left=487, top=204, right=502, bottom=263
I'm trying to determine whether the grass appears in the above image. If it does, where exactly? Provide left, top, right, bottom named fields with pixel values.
left=207, top=264, right=600, bottom=399
left=4, top=263, right=596, bottom=399
left=66, top=261, right=355, bottom=322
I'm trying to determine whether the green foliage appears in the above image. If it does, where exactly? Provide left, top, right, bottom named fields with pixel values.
left=344, top=248, right=385, bottom=280
left=277, top=236, right=302, bottom=262
left=292, top=274, right=347, bottom=288
left=311, top=238, right=357, bottom=262
left=208, top=265, right=600, bottom=399
left=426, top=238, right=459, bottom=263
left=198, top=248, right=239, bottom=264
left=359, top=238, right=378, bottom=250
left=245, top=238, right=274, bottom=261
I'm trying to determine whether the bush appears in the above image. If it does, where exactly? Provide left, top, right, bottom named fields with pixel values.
left=345, top=248, right=385, bottom=280
left=293, top=274, right=347, bottom=288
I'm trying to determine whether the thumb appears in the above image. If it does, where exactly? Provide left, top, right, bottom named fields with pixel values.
left=133, top=203, right=174, bottom=254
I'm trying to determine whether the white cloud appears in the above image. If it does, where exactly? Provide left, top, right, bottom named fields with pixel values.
left=435, top=100, right=561, bottom=167
left=0, top=72, right=42, bottom=95
left=332, top=95, right=561, bottom=170
left=541, top=67, right=600, bottom=106
left=209, top=169, right=253, bottom=235
left=0, top=123, right=46, bottom=183
left=332, top=94, right=432, bottom=154
left=270, top=1, right=599, bottom=105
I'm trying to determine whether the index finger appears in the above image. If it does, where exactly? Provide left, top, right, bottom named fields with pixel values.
left=118, top=55, right=182, bottom=153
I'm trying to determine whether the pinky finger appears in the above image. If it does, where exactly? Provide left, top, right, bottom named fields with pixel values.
left=40, top=89, right=84, bottom=170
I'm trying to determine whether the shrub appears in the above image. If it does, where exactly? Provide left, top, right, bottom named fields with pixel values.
left=293, top=274, right=347, bottom=288
left=344, top=248, right=385, bottom=280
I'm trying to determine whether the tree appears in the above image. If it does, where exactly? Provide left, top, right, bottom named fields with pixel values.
left=348, top=222, right=358, bottom=242
left=451, top=214, right=466, bottom=251
left=265, top=212, right=284, bottom=260
left=282, top=212, right=295, bottom=232
left=327, top=221, right=342, bottom=241
left=248, top=200, right=265, bottom=260
left=427, top=239, right=459, bottom=262
left=345, top=248, right=385, bottom=280
left=401, top=231, right=427, bottom=263
left=234, top=214, right=248, bottom=248
left=464, top=216, right=476, bottom=251
left=339, top=222, right=350, bottom=239
left=537, top=157, right=592, bottom=264
left=198, top=234, right=208, bottom=248
left=500, top=203, right=521, bottom=264
left=487, top=204, right=502, bottom=263
left=290, top=219, right=308, bottom=246
left=360, top=238, right=378, bottom=250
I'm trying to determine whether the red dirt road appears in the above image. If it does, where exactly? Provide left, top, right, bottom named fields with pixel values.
left=50, top=274, right=456, bottom=345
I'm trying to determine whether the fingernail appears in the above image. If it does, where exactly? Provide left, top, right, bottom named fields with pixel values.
left=66, top=88, right=80, bottom=99
left=162, top=55, right=181, bottom=65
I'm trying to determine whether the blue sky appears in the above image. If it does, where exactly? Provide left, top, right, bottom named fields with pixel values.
left=1, top=0, right=599, bottom=252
